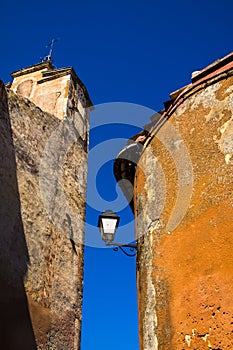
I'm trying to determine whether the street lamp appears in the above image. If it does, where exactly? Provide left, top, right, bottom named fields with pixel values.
left=98, top=210, right=137, bottom=257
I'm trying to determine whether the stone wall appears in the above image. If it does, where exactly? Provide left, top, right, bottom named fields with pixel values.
left=0, top=80, right=37, bottom=349
left=0, top=79, right=88, bottom=348
left=135, top=60, right=233, bottom=349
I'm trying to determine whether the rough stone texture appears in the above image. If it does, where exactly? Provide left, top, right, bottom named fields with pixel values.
left=0, top=80, right=37, bottom=349
left=0, top=76, right=88, bottom=349
left=135, top=69, right=233, bottom=349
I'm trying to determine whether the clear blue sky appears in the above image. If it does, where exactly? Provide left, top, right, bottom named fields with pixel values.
left=1, top=1, right=233, bottom=349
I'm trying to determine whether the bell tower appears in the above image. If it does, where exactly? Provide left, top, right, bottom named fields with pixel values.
left=3, top=58, right=93, bottom=349
left=10, top=61, right=92, bottom=121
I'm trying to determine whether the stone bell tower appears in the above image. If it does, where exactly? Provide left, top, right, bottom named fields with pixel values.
left=0, top=59, right=92, bottom=349
left=10, top=61, right=92, bottom=140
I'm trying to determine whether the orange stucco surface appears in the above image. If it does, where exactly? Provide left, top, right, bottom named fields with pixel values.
left=135, top=64, right=233, bottom=349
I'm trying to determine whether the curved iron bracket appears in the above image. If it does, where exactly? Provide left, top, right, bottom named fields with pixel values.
left=111, top=242, right=137, bottom=257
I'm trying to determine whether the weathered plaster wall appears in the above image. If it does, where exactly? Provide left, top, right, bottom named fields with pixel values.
left=11, top=68, right=71, bottom=120
left=0, top=79, right=88, bottom=348
left=135, top=72, right=233, bottom=349
left=10, top=66, right=49, bottom=98
left=29, top=74, right=70, bottom=120
left=10, top=64, right=63, bottom=115
left=10, top=64, right=90, bottom=123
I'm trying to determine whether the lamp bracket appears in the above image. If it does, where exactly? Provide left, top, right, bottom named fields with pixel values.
left=111, top=242, right=137, bottom=257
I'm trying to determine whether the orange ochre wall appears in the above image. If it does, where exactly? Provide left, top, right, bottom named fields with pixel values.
left=135, top=73, right=233, bottom=349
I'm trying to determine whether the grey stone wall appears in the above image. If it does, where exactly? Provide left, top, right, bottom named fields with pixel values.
left=0, top=81, right=88, bottom=349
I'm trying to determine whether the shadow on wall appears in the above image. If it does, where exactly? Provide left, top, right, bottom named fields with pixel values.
left=0, top=81, right=37, bottom=349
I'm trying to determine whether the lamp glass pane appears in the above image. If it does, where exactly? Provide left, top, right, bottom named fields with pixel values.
left=101, top=218, right=118, bottom=234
